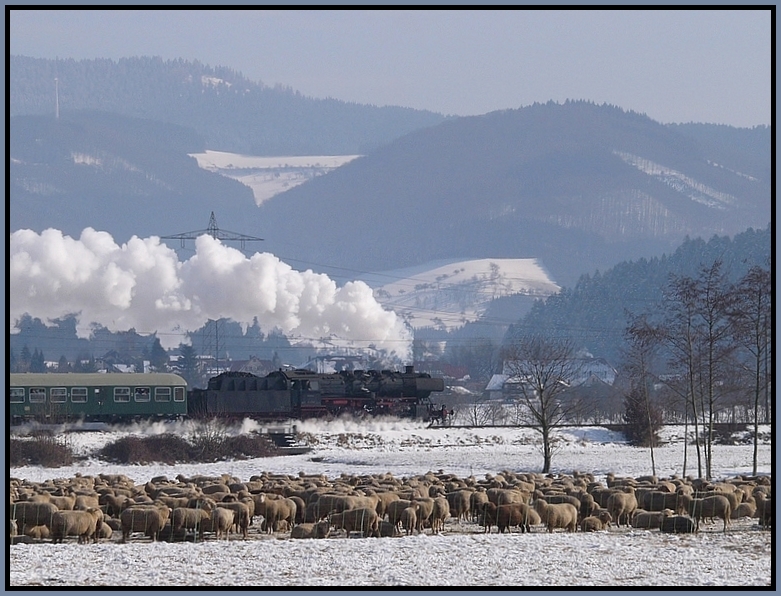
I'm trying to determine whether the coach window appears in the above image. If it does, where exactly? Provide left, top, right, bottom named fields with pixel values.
left=155, top=387, right=171, bottom=402
left=10, top=388, right=24, bottom=403
left=114, top=387, right=131, bottom=403
left=29, top=388, right=46, bottom=403
left=71, top=387, right=88, bottom=403
left=134, top=387, right=151, bottom=402
left=50, top=388, right=67, bottom=403
left=174, top=387, right=185, bottom=402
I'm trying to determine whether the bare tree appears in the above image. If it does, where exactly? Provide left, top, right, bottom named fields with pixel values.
left=730, top=265, right=772, bottom=475
left=502, top=336, right=583, bottom=473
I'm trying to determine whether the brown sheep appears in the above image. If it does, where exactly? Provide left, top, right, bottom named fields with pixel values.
left=445, top=490, right=471, bottom=522
left=487, top=502, right=540, bottom=533
left=290, top=521, right=331, bottom=539
left=581, top=510, right=612, bottom=532
left=51, top=507, right=103, bottom=544
left=172, top=505, right=213, bottom=540
left=120, top=504, right=172, bottom=542
left=95, top=520, right=113, bottom=540
left=23, top=524, right=51, bottom=540
left=386, top=499, right=413, bottom=532
left=256, top=497, right=297, bottom=534
left=411, top=497, right=435, bottom=532
left=752, top=491, right=772, bottom=529
left=10, top=501, right=59, bottom=530
left=203, top=507, right=234, bottom=540
left=606, top=488, right=638, bottom=527
left=328, top=507, right=380, bottom=537
left=642, top=491, right=683, bottom=512
left=399, top=505, right=418, bottom=536
left=660, top=513, right=696, bottom=533
left=430, top=497, right=450, bottom=534
left=217, top=502, right=251, bottom=538
left=533, top=499, right=578, bottom=533
left=631, top=509, right=674, bottom=529
left=677, top=493, right=731, bottom=532
left=470, top=490, right=490, bottom=522
left=731, top=501, right=757, bottom=519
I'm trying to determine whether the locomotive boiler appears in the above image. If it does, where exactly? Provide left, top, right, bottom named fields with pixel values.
left=189, top=365, right=446, bottom=421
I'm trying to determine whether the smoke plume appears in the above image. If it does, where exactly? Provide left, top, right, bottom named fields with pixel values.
left=10, top=228, right=412, bottom=358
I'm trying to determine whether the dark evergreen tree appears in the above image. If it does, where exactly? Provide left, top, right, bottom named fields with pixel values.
left=623, top=388, right=663, bottom=448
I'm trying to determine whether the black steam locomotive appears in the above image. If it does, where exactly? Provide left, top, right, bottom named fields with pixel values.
left=188, top=366, right=447, bottom=421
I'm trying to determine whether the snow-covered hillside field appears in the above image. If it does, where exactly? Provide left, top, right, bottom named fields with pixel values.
left=369, top=258, right=560, bottom=330
left=188, top=150, right=360, bottom=205
left=9, top=421, right=773, bottom=587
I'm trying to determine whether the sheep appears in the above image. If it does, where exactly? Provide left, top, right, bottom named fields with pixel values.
left=328, top=507, right=380, bottom=537
left=10, top=501, right=59, bottom=530
left=23, top=524, right=51, bottom=540
left=172, top=505, right=213, bottom=540
left=203, top=507, right=235, bottom=540
left=484, top=502, right=540, bottom=533
left=753, top=491, right=772, bottom=529
left=216, top=502, right=251, bottom=538
left=677, top=493, right=731, bottom=532
left=73, top=495, right=101, bottom=511
left=445, top=490, right=471, bottom=523
left=606, top=488, right=638, bottom=527
left=660, top=514, right=697, bottom=534
left=51, top=507, right=103, bottom=544
left=581, top=510, right=612, bottom=532
left=100, top=493, right=132, bottom=517
left=642, top=491, right=683, bottom=512
left=731, top=501, right=757, bottom=519
left=386, top=499, right=413, bottom=532
left=411, top=497, right=435, bottom=532
left=430, top=497, right=450, bottom=534
left=533, top=499, right=578, bottom=533
left=631, top=509, right=674, bottom=530
left=256, top=497, right=297, bottom=534
left=120, top=504, right=172, bottom=542
left=96, top=520, right=113, bottom=541
left=470, top=490, right=490, bottom=522
left=377, top=520, right=397, bottom=538
left=399, top=506, right=418, bottom=536
left=290, top=521, right=331, bottom=539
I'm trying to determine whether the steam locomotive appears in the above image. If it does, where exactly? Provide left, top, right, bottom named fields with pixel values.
left=188, top=365, right=447, bottom=421
left=10, top=367, right=447, bottom=425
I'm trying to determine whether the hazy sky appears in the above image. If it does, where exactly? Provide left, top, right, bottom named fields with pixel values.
left=9, top=9, right=771, bottom=127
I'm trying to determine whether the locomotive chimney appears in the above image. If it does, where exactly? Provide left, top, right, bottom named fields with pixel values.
left=405, top=365, right=414, bottom=374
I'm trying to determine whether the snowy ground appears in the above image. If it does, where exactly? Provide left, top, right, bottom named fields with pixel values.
left=9, top=421, right=774, bottom=587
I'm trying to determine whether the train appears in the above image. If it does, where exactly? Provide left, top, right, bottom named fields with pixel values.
left=9, top=366, right=447, bottom=425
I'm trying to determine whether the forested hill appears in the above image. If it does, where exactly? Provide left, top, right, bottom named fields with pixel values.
left=10, top=55, right=447, bottom=155
left=503, top=225, right=771, bottom=365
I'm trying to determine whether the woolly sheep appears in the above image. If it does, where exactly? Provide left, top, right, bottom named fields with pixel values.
left=677, top=493, right=731, bottom=532
left=10, top=501, right=59, bottom=530
left=631, top=509, right=674, bottom=530
left=290, top=521, right=331, bottom=539
left=533, top=499, right=578, bottom=533
left=580, top=510, right=612, bottom=532
left=399, top=506, right=418, bottom=536
left=51, top=507, right=103, bottom=544
left=328, top=507, right=380, bottom=537
left=172, top=506, right=212, bottom=540
left=120, top=504, right=172, bottom=542
left=606, top=488, right=638, bottom=527
left=430, top=497, right=450, bottom=534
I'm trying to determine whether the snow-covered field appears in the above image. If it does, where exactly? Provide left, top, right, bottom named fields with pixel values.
left=188, top=150, right=360, bottom=205
left=9, top=421, right=773, bottom=587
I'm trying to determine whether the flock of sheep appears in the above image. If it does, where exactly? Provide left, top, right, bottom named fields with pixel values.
left=9, top=468, right=772, bottom=544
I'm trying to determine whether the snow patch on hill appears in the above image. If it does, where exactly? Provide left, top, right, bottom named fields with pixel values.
left=189, top=150, right=361, bottom=205
left=369, top=258, right=560, bottom=330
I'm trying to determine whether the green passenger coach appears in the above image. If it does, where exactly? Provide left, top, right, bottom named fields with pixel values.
left=9, top=373, right=188, bottom=424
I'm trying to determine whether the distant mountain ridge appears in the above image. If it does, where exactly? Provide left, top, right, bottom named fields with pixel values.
left=11, top=55, right=447, bottom=155
left=254, top=101, right=770, bottom=286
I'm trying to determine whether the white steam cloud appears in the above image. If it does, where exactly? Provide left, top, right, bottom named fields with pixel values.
left=10, top=228, right=412, bottom=358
